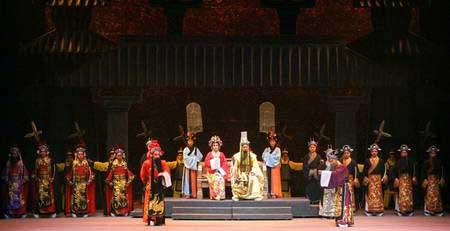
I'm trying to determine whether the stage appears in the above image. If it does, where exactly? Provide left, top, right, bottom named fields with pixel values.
left=130, top=198, right=319, bottom=220
left=0, top=211, right=448, bottom=231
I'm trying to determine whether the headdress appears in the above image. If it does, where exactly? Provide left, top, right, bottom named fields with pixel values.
left=308, top=137, right=318, bottom=147
left=397, top=144, right=411, bottom=152
left=426, top=145, right=440, bottom=153
left=340, top=145, right=354, bottom=153
left=368, top=143, right=381, bottom=151
left=240, top=131, right=250, bottom=146
left=208, top=135, right=223, bottom=147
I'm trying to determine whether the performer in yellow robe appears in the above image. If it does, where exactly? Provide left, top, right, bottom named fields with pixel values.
left=166, top=149, right=184, bottom=198
left=280, top=149, right=303, bottom=198
left=231, top=132, right=264, bottom=201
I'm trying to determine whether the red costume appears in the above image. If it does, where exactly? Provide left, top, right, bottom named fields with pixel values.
left=105, top=147, right=134, bottom=216
left=31, top=142, right=56, bottom=216
left=204, top=136, right=229, bottom=200
left=140, top=140, right=170, bottom=226
left=65, top=141, right=96, bottom=217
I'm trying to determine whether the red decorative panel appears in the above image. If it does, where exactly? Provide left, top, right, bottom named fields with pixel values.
left=43, top=0, right=374, bottom=43
left=91, top=0, right=166, bottom=42
left=298, top=0, right=372, bottom=43
left=184, top=5, right=279, bottom=36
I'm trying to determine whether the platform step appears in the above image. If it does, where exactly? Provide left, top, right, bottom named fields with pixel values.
left=172, top=206, right=232, bottom=214
left=233, top=206, right=292, bottom=215
left=135, top=198, right=319, bottom=219
left=232, top=213, right=293, bottom=220
left=172, top=213, right=232, bottom=220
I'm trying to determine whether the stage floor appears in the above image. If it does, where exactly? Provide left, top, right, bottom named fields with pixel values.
left=0, top=211, right=449, bottom=231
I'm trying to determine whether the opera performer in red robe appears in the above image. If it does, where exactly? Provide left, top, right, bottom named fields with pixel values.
left=105, top=147, right=134, bottom=216
left=140, top=140, right=171, bottom=226
left=65, top=141, right=96, bottom=217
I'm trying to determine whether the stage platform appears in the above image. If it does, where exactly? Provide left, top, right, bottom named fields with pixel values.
left=130, top=197, right=319, bottom=220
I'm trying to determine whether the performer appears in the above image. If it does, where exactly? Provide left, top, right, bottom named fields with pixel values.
left=204, top=135, right=229, bottom=200
left=181, top=132, right=203, bottom=199
left=280, top=149, right=303, bottom=198
left=391, top=144, right=416, bottom=216
left=262, top=131, right=282, bottom=198
left=383, top=150, right=397, bottom=209
left=65, top=141, right=96, bottom=217
left=166, top=148, right=184, bottom=198
left=319, top=150, right=354, bottom=228
left=140, top=140, right=171, bottom=226
left=231, top=132, right=264, bottom=201
left=421, top=145, right=445, bottom=216
left=105, top=147, right=134, bottom=216
left=363, top=143, right=387, bottom=216
left=55, top=148, right=74, bottom=214
left=340, top=145, right=359, bottom=212
left=302, top=138, right=323, bottom=204
left=31, top=142, right=56, bottom=218
left=319, top=146, right=339, bottom=218
left=90, top=147, right=116, bottom=216
left=1, top=146, right=29, bottom=218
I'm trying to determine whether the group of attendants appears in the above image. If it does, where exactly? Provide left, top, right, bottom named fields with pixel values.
left=0, top=131, right=446, bottom=228
left=311, top=142, right=446, bottom=228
